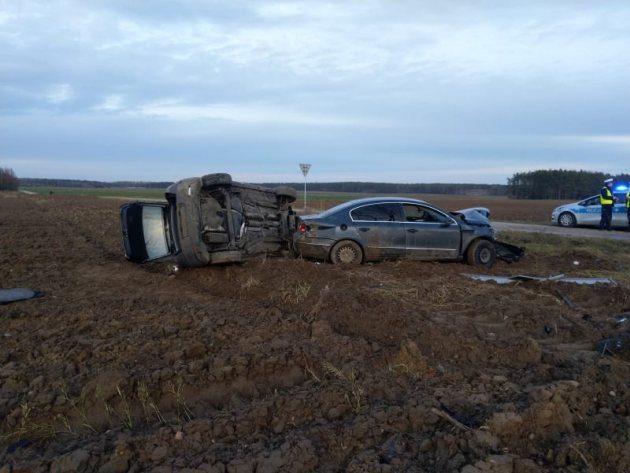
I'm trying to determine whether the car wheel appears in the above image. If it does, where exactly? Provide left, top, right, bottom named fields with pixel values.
left=273, top=186, right=297, bottom=203
left=202, top=173, right=232, bottom=187
left=558, top=212, right=577, bottom=228
left=466, top=239, right=497, bottom=268
left=330, top=240, right=363, bottom=265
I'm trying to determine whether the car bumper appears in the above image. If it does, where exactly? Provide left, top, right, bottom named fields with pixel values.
left=294, top=237, right=334, bottom=261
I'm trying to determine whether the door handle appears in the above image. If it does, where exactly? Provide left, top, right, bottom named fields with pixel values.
left=407, top=228, right=418, bottom=233
left=359, top=228, right=370, bottom=232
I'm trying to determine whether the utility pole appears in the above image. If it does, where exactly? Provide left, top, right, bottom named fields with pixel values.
left=299, top=163, right=311, bottom=211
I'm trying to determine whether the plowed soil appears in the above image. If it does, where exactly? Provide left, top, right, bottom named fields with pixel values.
left=1, top=193, right=629, bottom=473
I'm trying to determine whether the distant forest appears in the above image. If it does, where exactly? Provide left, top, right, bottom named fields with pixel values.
left=18, top=169, right=630, bottom=199
left=260, top=182, right=507, bottom=196
left=507, top=170, right=630, bottom=199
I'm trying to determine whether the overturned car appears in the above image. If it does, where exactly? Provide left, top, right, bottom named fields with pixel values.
left=120, top=173, right=297, bottom=266
left=293, top=197, right=523, bottom=268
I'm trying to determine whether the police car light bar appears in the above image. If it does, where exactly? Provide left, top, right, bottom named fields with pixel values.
left=614, top=184, right=628, bottom=192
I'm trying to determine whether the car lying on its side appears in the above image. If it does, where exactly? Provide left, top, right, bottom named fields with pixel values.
left=120, top=173, right=297, bottom=266
left=551, top=190, right=628, bottom=228
left=293, top=197, right=523, bottom=268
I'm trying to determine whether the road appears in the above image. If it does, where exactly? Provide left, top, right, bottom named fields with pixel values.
left=494, top=221, right=630, bottom=241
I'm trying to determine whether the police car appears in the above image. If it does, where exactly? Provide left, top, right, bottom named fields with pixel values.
left=551, top=185, right=628, bottom=228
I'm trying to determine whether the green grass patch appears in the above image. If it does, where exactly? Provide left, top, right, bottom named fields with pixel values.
left=499, top=231, right=630, bottom=283
left=21, top=186, right=166, bottom=200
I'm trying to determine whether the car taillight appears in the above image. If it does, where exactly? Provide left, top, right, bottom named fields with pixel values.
left=298, top=222, right=307, bottom=234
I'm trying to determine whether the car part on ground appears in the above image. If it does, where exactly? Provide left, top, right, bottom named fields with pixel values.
left=293, top=197, right=524, bottom=268
left=0, top=288, right=45, bottom=305
left=494, top=241, right=525, bottom=263
left=464, top=273, right=616, bottom=285
left=596, top=333, right=630, bottom=356
left=120, top=173, right=297, bottom=266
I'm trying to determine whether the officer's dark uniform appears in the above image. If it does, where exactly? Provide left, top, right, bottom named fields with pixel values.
left=626, top=190, right=630, bottom=229
left=599, top=183, right=615, bottom=230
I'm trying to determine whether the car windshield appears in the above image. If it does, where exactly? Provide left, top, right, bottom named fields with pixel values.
left=142, top=206, right=169, bottom=259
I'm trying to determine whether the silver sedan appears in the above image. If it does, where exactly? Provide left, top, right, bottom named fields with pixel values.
left=551, top=193, right=628, bottom=228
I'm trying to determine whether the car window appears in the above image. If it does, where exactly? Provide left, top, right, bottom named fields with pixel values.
left=142, top=206, right=169, bottom=259
left=584, top=197, right=600, bottom=206
left=401, top=204, right=451, bottom=223
left=579, top=196, right=598, bottom=206
left=350, top=203, right=399, bottom=222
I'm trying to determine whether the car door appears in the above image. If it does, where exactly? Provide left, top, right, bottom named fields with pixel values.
left=612, top=193, right=627, bottom=226
left=349, top=203, right=406, bottom=260
left=400, top=203, right=460, bottom=259
left=577, top=196, right=602, bottom=226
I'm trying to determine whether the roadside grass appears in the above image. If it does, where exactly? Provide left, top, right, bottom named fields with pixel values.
left=499, top=231, right=630, bottom=284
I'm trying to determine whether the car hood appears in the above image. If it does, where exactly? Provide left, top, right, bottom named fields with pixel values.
left=451, top=207, right=491, bottom=227
left=553, top=203, right=574, bottom=212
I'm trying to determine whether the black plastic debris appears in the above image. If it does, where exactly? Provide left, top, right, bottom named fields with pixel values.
left=6, top=439, right=31, bottom=454
left=494, top=241, right=525, bottom=263
left=596, top=333, right=630, bottom=355
left=0, top=288, right=45, bottom=305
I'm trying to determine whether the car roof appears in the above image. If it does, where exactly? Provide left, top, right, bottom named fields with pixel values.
left=315, top=196, right=430, bottom=217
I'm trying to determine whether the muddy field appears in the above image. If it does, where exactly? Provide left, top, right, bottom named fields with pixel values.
left=1, top=192, right=629, bottom=473
left=304, top=195, right=566, bottom=225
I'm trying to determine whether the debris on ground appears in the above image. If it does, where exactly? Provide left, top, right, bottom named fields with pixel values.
left=0, top=288, right=45, bottom=305
left=596, top=332, right=630, bottom=355
left=494, top=240, right=525, bottom=263
left=464, top=273, right=616, bottom=285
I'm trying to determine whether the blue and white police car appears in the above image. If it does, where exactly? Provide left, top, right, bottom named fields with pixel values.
left=551, top=185, right=628, bottom=228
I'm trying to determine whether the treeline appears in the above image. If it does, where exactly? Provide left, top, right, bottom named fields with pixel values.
left=507, top=170, right=630, bottom=200
left=19, top=178, right=174, bottom=189
left=259, top=182, right=507, bottom=196
left=0, top=167, right=19, bottom=191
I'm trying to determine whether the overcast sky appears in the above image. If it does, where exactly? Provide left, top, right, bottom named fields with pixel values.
left=1, top=1, right=629, bottom=183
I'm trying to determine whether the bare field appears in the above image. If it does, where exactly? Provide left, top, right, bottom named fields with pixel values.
left=301, top=193, right=566, bottom=224
left=1, top=192, right=629, bottom=472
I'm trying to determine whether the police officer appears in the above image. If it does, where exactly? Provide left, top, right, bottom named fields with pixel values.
left=626, top=187, right=630, bottom=229
left=599, top=178, right=617, bottom=230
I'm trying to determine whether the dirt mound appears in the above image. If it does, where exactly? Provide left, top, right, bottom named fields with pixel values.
left=1, top=193, right=629, bottom=472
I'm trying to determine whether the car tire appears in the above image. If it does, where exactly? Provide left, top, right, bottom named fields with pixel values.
left=466, top=239, right=497, bottom=268
left=202, top=173, right=232, bottom=187
left=330, top=240, right=363, bottom=265
left=558, top=212, right=577, bottom=228
left=273, top=186, right=297, bottom=203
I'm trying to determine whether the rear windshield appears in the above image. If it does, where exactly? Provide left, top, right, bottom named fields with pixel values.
left=143, top=206, right=169, bottom=259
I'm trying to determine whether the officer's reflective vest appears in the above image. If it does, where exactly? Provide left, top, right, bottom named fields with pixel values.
left=626, top=191, right=630, bottom=209
left=600, top=187, right=614, bottom=205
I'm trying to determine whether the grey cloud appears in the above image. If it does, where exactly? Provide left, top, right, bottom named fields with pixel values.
left=2, top=0, right=630, bottom=182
